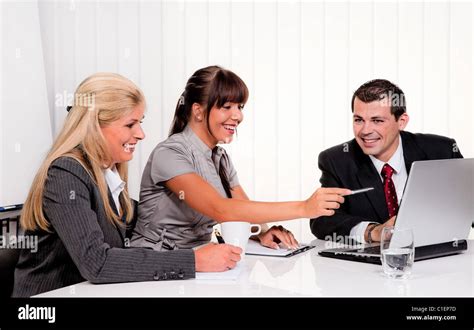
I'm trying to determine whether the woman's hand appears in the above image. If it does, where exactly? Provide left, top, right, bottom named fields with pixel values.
left=194, top=243, right=242, bottom=272
left=258, top=225, right=299, bottom=250
left=303, top=187, right=351, bottom=218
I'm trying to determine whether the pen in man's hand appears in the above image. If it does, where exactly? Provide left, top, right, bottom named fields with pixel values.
left=214, top=229, right=225, bottom=244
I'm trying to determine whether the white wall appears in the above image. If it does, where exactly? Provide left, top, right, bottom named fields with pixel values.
left=12, top=0, right=474, bottom=241
left=1, top=0, right=52, bottom=207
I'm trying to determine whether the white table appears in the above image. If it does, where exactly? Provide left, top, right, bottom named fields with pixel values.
left=36, top=239, right=473, bottom=298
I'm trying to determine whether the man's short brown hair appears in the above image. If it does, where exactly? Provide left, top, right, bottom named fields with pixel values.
left=351, top=79, right=406, bottom=120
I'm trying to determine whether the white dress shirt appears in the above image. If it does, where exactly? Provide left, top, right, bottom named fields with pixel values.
left=350, top=136, right=408, bottom=243
left=103, top=166, right=125, bottom=214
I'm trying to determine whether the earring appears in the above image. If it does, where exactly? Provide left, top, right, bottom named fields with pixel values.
left=196, top=116, right=202, bottom=121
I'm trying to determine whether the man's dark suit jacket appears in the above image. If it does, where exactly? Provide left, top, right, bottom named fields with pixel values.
left=13, top=157, right=195, bottom=297
left=310, top=131, right=463, bottom=240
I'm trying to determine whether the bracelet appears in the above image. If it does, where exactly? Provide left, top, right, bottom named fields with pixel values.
left=367, top=224, right=379, bottom=244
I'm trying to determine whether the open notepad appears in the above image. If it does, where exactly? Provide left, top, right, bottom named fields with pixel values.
left=195, top=263, right=243, bottom=280
left=245, top=240, right=315, bottom=257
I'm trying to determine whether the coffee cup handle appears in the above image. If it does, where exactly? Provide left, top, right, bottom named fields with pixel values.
left=249, top=224, right=261, bottom=237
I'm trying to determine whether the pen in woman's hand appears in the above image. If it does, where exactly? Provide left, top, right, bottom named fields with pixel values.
left=214, top=229, right=225, bottom=244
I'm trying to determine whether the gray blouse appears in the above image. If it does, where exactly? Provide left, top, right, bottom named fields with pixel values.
left=130, top=125, right=239, bottom=251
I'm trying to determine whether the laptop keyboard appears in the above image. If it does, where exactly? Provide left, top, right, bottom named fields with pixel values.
left=358, top=245, right=381, bottom=254
left=320, top=240, right=468, bottom=265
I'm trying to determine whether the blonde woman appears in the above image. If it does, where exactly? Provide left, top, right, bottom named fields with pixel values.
left=13, top=73, right=241, bottom=297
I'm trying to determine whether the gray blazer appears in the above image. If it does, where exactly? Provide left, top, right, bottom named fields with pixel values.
left=13, top=157, right=195, bottom=297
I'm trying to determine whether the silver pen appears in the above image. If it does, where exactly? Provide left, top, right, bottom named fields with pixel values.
left=350, top=187, right=374, bottom=195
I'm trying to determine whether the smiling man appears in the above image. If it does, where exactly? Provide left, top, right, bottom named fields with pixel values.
left=310, top=79, right=463, bottom=243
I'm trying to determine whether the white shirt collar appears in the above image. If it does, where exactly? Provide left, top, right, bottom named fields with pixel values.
left=369, top=135, right=404, bottom=176
left=104, top=166, right=125, bottom=197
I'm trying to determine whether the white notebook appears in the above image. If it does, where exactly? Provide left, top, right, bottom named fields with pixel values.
left=195, top=263, right=243, bottom=280
left=245, top=240, right=315, bottom=257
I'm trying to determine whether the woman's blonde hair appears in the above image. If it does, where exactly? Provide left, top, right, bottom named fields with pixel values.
left=21, top=72, right=145, bottom=232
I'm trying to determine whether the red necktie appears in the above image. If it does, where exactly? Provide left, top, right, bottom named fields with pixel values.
left=381, top=164, right=398, bottom=218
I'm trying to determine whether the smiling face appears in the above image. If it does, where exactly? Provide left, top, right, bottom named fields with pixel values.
left=190, top=101, right=244, bottom=148
left=207, top=101, right=244, bottom=145
left=101, top=103, right=146, bottom=165
left=353, top=97, right=409, bottom=162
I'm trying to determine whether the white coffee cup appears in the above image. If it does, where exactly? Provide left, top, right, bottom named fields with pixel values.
left=220, top=221, right=261, bottom=256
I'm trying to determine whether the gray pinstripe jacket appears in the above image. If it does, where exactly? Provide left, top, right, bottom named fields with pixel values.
left=12, top=157, right=195, bottom=297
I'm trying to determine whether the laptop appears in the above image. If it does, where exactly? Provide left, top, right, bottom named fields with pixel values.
left=319, top=158, right=474, bottom=264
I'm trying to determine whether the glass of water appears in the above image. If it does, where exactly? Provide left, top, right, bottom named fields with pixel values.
left=380, top=227, right=414, bottom=279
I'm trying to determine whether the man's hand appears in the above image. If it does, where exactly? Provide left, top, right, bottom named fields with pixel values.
left=365, top=216, right=396, bottom=242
